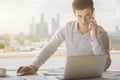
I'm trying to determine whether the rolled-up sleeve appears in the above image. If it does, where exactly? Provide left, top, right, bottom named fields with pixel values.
left=31, top=27, right=65, bottom=69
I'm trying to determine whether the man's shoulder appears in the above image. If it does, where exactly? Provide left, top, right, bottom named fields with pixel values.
left=65, top=20, right=77, bottom=29
left=97, top=25, right=108, bottom=34
left=66, top=20, right=77, bottom=26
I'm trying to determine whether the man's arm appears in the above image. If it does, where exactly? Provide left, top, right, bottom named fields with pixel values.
left=31, top=27, right=65, bottom=69
left=90, top=26, right=111, bottom=70
left=17, top=27, right=65, bottom=75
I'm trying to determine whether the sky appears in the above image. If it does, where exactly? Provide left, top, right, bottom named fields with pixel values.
left=0, top=0, right=120, bottom=34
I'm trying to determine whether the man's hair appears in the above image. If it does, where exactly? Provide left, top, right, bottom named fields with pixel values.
left=72, top=0, right=94, bottom=11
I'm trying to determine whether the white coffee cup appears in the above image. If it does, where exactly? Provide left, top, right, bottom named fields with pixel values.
left=0, top=68, right=6, bottom=77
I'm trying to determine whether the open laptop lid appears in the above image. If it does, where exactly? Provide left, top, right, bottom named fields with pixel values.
left=63, top=55, right=107, bottom=80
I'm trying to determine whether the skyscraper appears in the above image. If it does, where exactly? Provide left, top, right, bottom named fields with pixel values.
left=29, top=16, right=37, bottom=41
left=51, top=14, right=60, bottom=36
left=116, top=25, right=120, bottom=33
left=37, top=13, right=49, bottom=40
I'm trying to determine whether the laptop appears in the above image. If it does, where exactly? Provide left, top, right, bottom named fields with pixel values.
left=57, top=55, right=107, bottom=80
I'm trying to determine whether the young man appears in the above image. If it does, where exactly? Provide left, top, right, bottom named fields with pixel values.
left=17, top=0, right=111, bottom=75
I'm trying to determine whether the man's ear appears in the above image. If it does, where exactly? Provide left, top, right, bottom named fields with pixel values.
left=92, top=8, right=95, bottom=17
left=73, top=10, right=76, bottom=16
left=92, top=8, right=95, bottom=12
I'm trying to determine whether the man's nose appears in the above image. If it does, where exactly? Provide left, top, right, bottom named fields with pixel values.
left=81, top=17, right=87, bottom=23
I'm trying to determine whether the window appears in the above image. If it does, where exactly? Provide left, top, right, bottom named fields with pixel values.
left=0, top=0, right=120, bottom=70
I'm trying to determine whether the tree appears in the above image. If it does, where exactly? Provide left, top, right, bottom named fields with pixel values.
left=0, top=42, right=5, bottom=49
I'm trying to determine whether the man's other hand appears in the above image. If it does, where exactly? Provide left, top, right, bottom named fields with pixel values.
left=17, top=65, right=37, bottom=75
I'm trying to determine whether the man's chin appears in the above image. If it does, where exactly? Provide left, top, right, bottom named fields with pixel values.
left=81, top=25, right=89, bottom=28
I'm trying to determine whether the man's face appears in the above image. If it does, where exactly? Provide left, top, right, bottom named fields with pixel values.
left=74, top=8, right=93, bottom=28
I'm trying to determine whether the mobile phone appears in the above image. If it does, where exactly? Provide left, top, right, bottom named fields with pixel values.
left=92, top=11, right=95, bottom=18
left=88, top=11, right=95, bottom=29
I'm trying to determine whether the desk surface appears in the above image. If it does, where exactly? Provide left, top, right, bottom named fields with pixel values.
left=0, top=70, right=120, bottom=80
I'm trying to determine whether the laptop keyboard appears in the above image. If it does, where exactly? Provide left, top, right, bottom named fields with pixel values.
left=103, top=71, right=120, bottom=78
left=0, top=76, right=48, bottom=80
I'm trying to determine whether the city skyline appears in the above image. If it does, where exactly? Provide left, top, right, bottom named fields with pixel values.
left=0, top=0, right=120, bottom=34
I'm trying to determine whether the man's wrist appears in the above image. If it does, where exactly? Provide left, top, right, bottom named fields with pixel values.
left=30, top=65, right=38, bottom=72
left=91, top=32, right=97, bottom=40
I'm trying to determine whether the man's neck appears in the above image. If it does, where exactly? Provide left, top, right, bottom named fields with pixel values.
left=78, top=25, right=89, bottom=34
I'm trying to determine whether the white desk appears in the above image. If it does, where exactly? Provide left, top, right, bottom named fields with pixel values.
left=0, top=70, right=120, bottom=80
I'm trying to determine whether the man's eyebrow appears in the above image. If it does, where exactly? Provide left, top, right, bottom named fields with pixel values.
left=86, top=13, right=91, bottom=15
left=78, top=15, right=82, bottom=17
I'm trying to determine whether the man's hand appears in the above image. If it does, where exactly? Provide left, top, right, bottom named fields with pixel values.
left=89, top=17, right=97, bottom=40
left=17, top=65, right=37, bottom=75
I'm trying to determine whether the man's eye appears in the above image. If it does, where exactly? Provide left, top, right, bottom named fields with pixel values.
left=86, top=15, right=91, bottom=18
left=78, top=16, right=82, bottom=18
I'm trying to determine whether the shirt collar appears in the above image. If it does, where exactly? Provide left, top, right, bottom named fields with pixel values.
left=72, top=21, right=90, bottom=36
left=72, top=21, right=79, bottom=32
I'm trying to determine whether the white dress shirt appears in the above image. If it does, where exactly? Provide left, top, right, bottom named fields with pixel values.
left=31, top=20, right=111, bottom=70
